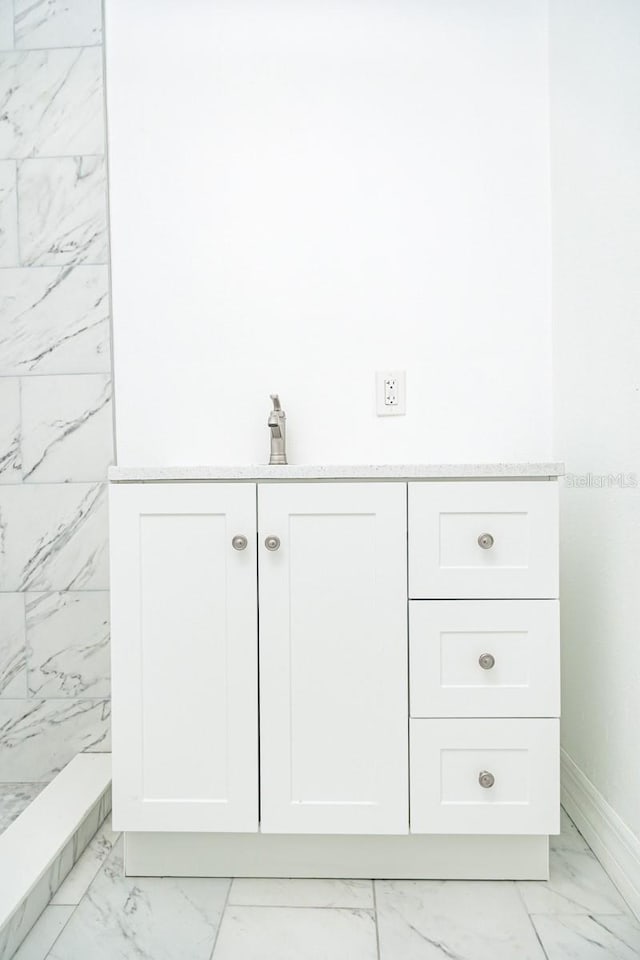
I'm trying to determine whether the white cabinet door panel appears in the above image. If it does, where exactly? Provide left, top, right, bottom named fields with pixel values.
left=259, top=482, right=408, bottom=835
left=410, top=600, right=560, bottom=718
left=409, top=481, right=558, bottom=599
left=110, top=482, right=258, bottom=832
left=410, top=718, right=559, bottom=835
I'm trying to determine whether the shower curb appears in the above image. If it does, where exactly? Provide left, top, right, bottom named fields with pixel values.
left=0, top=754, right=111, bottom=960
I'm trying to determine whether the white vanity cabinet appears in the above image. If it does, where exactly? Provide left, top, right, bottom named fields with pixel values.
left=109, top=465, right=562, bottom=879
left=110, top=480, right=408, bottom=837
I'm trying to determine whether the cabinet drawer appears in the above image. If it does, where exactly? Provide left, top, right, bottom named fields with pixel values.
left=410, top=719, right=559, bottom=835
left=409, top=600, right=559, bottom=718
left=408, top=481, right=558, bottom=599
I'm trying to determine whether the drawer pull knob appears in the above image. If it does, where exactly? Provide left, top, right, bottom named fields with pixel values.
left=232, top=535, right=248, bottom=551
left=478, top=770, right=495, bottom=789
left=478, top=653, right=495, bottom=670
left=265, top=535, right=281, bottom=551
left=478, top=533, right=494, bottom=549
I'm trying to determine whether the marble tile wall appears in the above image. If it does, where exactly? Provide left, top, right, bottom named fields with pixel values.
left=0, top=0, right=112, bottom=782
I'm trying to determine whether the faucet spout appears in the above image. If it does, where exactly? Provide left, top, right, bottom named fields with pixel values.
left=268, top=394, right=287, bottom=465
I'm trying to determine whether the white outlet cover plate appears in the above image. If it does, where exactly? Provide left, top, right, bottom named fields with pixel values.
left=376, top=370, right=406, bottom=416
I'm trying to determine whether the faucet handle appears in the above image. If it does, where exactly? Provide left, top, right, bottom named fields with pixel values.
left=270, top=393, right=282, bottom=412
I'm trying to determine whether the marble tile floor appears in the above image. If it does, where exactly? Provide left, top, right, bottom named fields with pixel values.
left=10, top=809, right=640, bottom=960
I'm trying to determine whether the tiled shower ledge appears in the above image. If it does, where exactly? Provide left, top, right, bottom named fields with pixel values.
left=109, top=462, right=565, bottom=482
left=0, top=785, right=47, bottom=836
left=0, top=754, right=111, bottom=960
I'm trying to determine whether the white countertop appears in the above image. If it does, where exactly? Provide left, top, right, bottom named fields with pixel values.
left=108, top=462, right=564, bottom=482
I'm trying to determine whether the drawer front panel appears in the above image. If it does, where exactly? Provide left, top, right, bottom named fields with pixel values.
left=408, top=481, right=559, bottom=599
left=410, top=718, right=559, bottom=835
left=410, top=600, right=560, bottom=718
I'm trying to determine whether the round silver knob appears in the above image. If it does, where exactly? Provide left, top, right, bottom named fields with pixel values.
left=478, top=770, right=495, bottom=789
left=232, top=535, right=248, bottom=551
left=478, top=533, right=494, bottom=549
left=264, top=536, right=281, bottom=552
left=478, top=653, right=495, bottom=670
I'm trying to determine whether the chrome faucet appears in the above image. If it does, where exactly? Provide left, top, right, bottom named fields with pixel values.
left=268, top=394, right=287, bottom=465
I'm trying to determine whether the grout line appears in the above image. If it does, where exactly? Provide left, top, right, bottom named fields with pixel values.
left=44, top=821, right=121, bottom=954
left=0, top=374, right=112, bottom=380
left=0, top=262, right=108, bottom=269
left=373, top=880, right=382, bottom=960
left=20, top=573, right=29, bottom=696
left=514, top=880, right=551, bottom=960
left=207, top=879, right=233, bottom=960
left=101, top=0, right=117, bottom=467
left=0, top=43, right=102, bottom=53
left=14, top=158, right=20, bottom=267
left=528, top=915, right=551, bottom=960
left=7, top=155, right=105, bottom=162
left=5, top=694, right=112, bottom=701
left=0, top=589, right=110, bottom=594
left=0, top=476, right=110, bottom=485
left=211, top=902, right=377, bottom=911
left=34, top=903, right=78, bottom=958
left=16, top=373, right=23, bottom=481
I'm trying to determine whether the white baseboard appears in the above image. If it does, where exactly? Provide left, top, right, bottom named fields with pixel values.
left=125, top=831, right=549, bottom=880
left=561, top=748, right=640, bottom=920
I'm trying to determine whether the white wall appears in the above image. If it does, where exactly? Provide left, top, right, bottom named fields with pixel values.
left=105, top=0, right=553, bottom=466
left=551, top=0, right=640, bottom=834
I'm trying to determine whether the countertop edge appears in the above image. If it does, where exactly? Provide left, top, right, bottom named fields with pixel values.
left=108, top=462, right=565, bottom=482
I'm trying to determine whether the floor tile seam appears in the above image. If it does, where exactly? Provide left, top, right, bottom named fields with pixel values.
left=40, top=903, right=78, bottom=960
left=514, top=884, right=551, bottom=960
left=224, top=902, right=376, bottom=912
left=207, top=878, right=233, bottom=960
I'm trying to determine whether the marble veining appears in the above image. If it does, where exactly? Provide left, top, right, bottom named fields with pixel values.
left=0, top=378, right=21, bottom=483
left=7, top=807, right=638, bottom=960
left=375, top=879, right=546, bottom=960
left=0, top=594, right=26, bottom=698
left=0, top=0, right=113, bottom=795
left=48, top=838, right=229, bottom=960
left=21, top=374, right=113, bottom=482
left=518, top=841, right=631, bottom=916
left=0, top=482, right=109, bottom=591
left=26, top=591, right=110, bottom=699
left=50, top=815, right=117, bottom=907
left=0, top=767, right=110, bottom=959
left=51, top=816, right=120, bottom=905
left=0, top=781, right=44, bottom=833
left=0, top=698, right=110, bottom=781
left=0, top=266, right=110, bottom=375
left=0, top=48, right=104, bottom=158
left=0, top=159, right=17, bottom=266
left=14, top=0, right=102, bottom=50
left=109, top=461, right=566, bottom=482
left=18, top=157, right=108, bottom=266
left=531, top=913, right=640, bottom=960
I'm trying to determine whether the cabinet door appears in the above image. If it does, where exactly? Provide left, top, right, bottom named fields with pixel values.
left=258, top=482, right=408, bottom=835
left=110, top=482, right=258, bottom=832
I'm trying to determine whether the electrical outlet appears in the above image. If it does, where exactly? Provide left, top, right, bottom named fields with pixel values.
left=376, top=371, right=406, bottom=416
left=384, top=377, right=399, bottom=405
